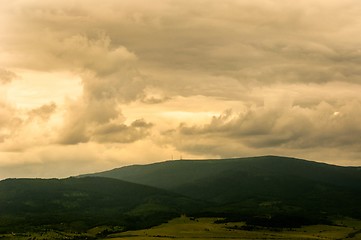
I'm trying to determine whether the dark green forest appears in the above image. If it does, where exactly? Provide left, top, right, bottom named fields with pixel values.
left=0, top=156, right=360, bottom=235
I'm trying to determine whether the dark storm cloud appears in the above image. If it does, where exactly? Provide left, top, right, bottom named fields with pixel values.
left=4, top=0, right=361, bottom=85
left=167, top=100, right=361, bottom=156
left=93, top=119, right=153, bottom=143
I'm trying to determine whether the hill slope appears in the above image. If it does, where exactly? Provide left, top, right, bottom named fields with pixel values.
left=84, top=156, right=361, bottom=220
left=84, top=156, right=361, bottom=190
left=0, top=177, right=200, bottom=233
left=84, top=156, right=361, bottom=191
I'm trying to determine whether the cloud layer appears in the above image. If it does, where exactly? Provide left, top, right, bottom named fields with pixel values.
left=1, top=0, right=361, bottom=178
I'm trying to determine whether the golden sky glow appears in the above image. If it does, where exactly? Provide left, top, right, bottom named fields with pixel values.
left=1, top=0, right=361, bottom=178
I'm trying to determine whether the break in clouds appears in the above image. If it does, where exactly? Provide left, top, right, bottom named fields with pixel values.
left=0, top=0, right=361, bottom=178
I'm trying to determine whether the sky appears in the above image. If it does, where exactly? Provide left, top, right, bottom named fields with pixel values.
left=1, top=0, right=361, bottom=178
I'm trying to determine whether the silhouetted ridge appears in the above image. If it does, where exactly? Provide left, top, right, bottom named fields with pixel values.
left=84, top=155, right=361, bottom=191
left=84, top=155, right=361, bottom=220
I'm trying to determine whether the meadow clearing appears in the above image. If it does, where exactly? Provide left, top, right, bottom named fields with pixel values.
left=107, top=216, right=361, bottom=240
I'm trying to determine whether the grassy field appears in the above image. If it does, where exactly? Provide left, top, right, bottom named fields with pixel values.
left=0, top=216, right=360, bottom=239
left=106, top=216, right=361, bottom=240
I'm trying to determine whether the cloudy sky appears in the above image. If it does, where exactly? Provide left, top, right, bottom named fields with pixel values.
left=1, top=0, right=361, bottom=178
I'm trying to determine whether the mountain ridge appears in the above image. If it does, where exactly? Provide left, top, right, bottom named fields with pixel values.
left=82, top=155, right=361, bottom=221
left=1, top=155, right=360, bottom=234
left=81, top=155, right=361, bottom=191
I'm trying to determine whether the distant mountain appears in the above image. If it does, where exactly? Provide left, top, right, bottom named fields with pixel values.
left=0, top=177, right=200, bottom=233
left=83, top=155, right=361, bottom=191
left=84, top=156, right=361, bottom=220
left=1, top=156, right=360, bottom=234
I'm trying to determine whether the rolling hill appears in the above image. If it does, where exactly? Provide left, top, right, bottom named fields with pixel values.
left=83, top=156, right=361, bottom=191
left=0, top=177, right=200, bottom=233
left=1, top=155, right=360, bottom=234
left=83, top=156, right=361, bottom=223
